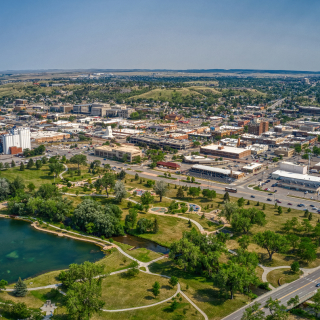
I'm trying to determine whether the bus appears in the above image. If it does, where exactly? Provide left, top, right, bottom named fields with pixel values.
left=225, top=187, right=237, bottom=193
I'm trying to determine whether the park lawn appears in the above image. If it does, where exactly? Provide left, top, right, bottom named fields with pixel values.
left=63, top=164, right=94, bottom=182
left=100, top=272, right=175, bottom=309
left=112, top=241, right=161, bottom=263
left=130, top=212, right=196, bottom=247
left=267, top=268, right=302, bottom=288
left=0, top=166, right=59, bottom=187
left=0, top=289, right=53, bottom=308
left=178, top=213, right=221, bottom=232
left=149, top=259, right=251, bottom=320
left=93, top=295, right=203, bottom=320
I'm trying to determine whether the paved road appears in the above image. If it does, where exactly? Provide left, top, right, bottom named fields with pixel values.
left=223, top=267, right=320, bottom=320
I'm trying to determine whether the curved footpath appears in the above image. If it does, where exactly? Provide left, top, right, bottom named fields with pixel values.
left=0, top=216, right=208, bottom=319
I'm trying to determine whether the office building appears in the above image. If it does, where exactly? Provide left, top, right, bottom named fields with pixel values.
left=94, top=144, right=142, bottom=162
left=200, top=144, right=251, bottom=159
left=248, top=121, right=269, bottom=135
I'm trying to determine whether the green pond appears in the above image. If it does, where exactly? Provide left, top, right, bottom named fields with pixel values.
left=0, top=219, right=105, bottom=283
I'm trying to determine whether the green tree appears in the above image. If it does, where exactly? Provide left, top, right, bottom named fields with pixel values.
left=118, top=169, right=126, bottom=180
left=290, top=261, right=300, bottom=274
left=141, top=191, right=154, bottom=205
left=20, top=162, right=25, bottom=171
left=298, top=237, right=317, bottom=262
left=152, top=281, right=160, bottom=298
left=35, top=159, right=42, bottom=170
left=114, top=181, right=126, bottom=203
left=237, top=197, right=245, bottom=207
left=125, top=208, right=138, bottom=229
left=264, top=297, right=288, bottom=320
left=36, top=184, right=60, bottom=199
left=13, top=277, right=27, bottom=297
left=70, top=154, right=87, bottom=170
left=254, top=231, right=290, bottom=261
left=153, top=180, right=168, bottom=202
left=287, top=295, right=299, bottom=308
left=241, top=302, right=265, bottom=320
left=313, top=289, right=320, bottom=317
left=238, top=235, right=250, bottom=250
left=188, top=187, right=200, bottom=198
left=153, top=217, right=159, bottom=234
left=11, top=160, right=16, bottom=167
left=169, top=276, right=179, bottom=288
left=0, top=279, right=8, bottom=291
left=27, top=182, right=35, bottom=193
left=223, top=191, right=230, bottom=202
left=278, top=206, right=283, bottom=214
left=136, top=218, right=154, bottom=234
left=26, top=158, right=34, bottom=169
left=176, top=186, right=185, bottom=199
left=101, top=172, right=116, bottom=197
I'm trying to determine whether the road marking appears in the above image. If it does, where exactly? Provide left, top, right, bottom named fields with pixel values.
left=277, top=276, right=320, bottom=301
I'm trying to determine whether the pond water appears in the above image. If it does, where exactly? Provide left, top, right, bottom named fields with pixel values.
left=0, top=219, right=105, bottom=283
left=112, top=235, right=169, bottom=255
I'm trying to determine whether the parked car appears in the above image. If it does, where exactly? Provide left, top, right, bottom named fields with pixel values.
left=310, top=204, right=315, bottom=207
left=251, top=195, right=255, bottom=198
left=267, top=198, right=272, bottom=201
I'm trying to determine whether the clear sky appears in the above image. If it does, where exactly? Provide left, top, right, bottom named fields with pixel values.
left=1, top=0, right=320, bottom=71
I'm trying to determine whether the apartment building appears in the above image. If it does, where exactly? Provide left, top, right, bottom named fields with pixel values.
left=248, top=121, right=269, bottom=135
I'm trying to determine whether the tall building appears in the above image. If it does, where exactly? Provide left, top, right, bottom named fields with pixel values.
left=248, top=121, right=269, bottom=135
left=1, top=127, right=31, bottom=154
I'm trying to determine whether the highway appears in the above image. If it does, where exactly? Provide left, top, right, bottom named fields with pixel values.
left=223, top=267, right=320, bottom=320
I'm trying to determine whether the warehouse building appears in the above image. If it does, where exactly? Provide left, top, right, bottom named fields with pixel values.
left=200, top=144, right=251, bottom=159
left=272, top=170, right=320, bottom=193
left=30, top=131, right=70, bottom=143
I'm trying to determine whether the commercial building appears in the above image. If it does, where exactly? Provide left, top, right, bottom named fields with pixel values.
left=242, top=163, right=263, bottom=173
left=130, top=135, right=191, bottom=150
left=156, top=161, right=180, bottom=170
left=298, top=106, right=320, bottom=115
left=94, top=144, right=142, bottom=162
left=274, top=147, right=294, bottom=158
left=272, top=170, right=320, bottom=193
left=189, top=164, right=245, bottom=182
left=200, top=144, right=251, bottom=159
left=183, top=155, right=215, bottom=164
left=164, top=114, right=184, bottom=121
left=211, top=125, right=244, bottom=138
left=30, top=131, right=70, bottom=143
left=248, top=121, right=269, bottom=135
left=73, top=103, right=135, bottom=118
left=1, top=127, right=31, bottom=154
left=50, top=105, right=73, bottom=113
left=279, top=161, right=307, bottom=174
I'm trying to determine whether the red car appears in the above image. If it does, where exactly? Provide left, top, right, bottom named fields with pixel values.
left=287, top=203, right=292, bottom=205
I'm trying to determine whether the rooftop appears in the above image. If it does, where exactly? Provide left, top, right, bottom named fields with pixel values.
left=201, top=144, right=248, bottom=154
left=192, top=164, right=242, bottom=175
left=273, top=170, right=320, bottom=183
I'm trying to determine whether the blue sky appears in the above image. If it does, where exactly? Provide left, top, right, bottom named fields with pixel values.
left=1, top=0, right=320, bottom=71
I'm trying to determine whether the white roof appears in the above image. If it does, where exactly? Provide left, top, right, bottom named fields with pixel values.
left=192, top=164, right=242, bottom=175
left=242, top=163, right=263, bottom=170
left=201, top=144, right=248, bottom=154
left=273, top=170, right=320, bottom=183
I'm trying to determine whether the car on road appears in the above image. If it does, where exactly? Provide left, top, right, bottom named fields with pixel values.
left=268, top=193, right=273, bottom=195
left=103, top=158, right=106, bottom=160
left=297, top=203, right=305, bottom=207
left=316, top=283, right=320, bottom=287
left=313, top=207, right=318, bottom=211
left=310, top=204, right=315, bottom=207
left=287, top=203, right=292, bottom=205
left=251, top=195, right=255, bottom=198
left=267, top=198, right=272, bottom=201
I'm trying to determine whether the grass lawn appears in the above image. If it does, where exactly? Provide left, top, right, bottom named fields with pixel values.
left=101, top=272, right=175, bottom=309
left=0, top=166, right=58, bottom=187
left=266, top=268, right=302, bottom=288
left=112, top=241, right=161, bottom=262
left=149, top=259, right=251, bottom=320
left=93, top=295, right=203, bottom=320
left=130, top=212, right=196, bottom=247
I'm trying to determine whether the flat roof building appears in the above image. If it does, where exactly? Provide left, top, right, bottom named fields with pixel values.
left=200, top=144, right=251, bottom=159
left=189, top=164, right=245, bottom=182
left=242, top=163, right=263, bottom=173
left=94, top=144, right=142, bottom=162
left=272, top=170, right=320, bottom=193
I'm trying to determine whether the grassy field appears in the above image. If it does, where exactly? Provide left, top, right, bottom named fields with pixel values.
left=266, top=268, right=302, bottom=288
left=93, top=295, right=203, bottom=320
left=131, top=88, right=203, bottom=101
left=0, top=165, right=58, bottom=187
left=149, top=259, right=251, bottom=320
left=101, top=272, right=175, bottom=309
